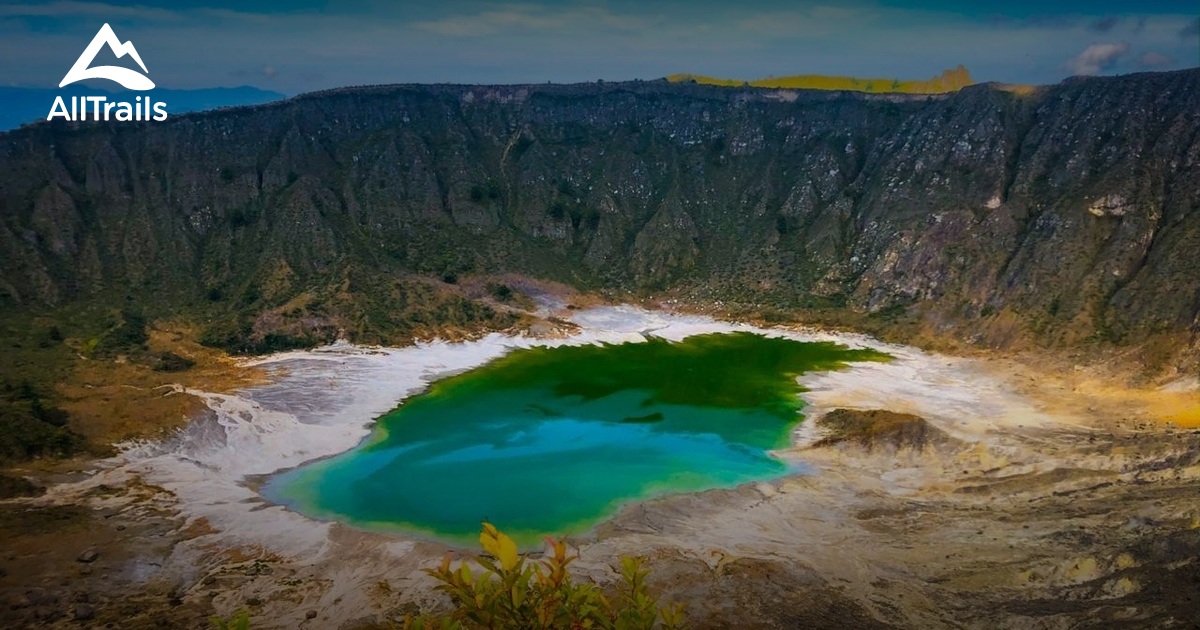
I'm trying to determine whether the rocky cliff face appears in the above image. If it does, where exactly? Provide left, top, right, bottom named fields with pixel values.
left=1, top=70, right=1198, bottom=354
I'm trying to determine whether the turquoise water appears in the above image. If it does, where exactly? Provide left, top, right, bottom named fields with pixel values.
left=262, top=333, right=886, bottom=545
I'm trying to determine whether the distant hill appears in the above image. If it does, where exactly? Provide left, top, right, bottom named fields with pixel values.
left=668, top=65, right=973, bottom=94
left=0, top=85, right=285, bottom=131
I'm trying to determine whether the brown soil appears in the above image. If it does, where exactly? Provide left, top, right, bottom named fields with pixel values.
left=56, top=322, right=264, bottom=453
left=0, top=490, right=215, bottom=628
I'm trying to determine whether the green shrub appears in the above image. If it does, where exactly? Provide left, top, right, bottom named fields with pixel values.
left=211, top=609, right=250, bottom=630
left=488, top=283, right=514, bottom=302
left=406, top=523, right=686, bottom=630
left=0, top=381, right=81, bottom=463
left=205, top=524, right=683, bottom=630
left=199, top=318, right=253, bottom=351
left=93, top=309, right=149, bottom=357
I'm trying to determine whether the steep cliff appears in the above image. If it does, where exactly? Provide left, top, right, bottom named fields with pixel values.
left=1, top=70, right=1198, bottom=355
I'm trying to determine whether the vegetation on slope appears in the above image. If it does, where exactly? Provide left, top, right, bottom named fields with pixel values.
left=0, top=309, right=220, bottom=467
left=0, top=274, right=532, bottom=469
left=195, top=274, right=525, bottom=355
left=0, top=380, right=79, bottom=463
left=0, top=313, right=83, bottom=465
left=667, top=65, right=973, bottom=93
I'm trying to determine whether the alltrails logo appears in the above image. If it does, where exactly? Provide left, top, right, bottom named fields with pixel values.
left=47, top=23, right=167, bottom=122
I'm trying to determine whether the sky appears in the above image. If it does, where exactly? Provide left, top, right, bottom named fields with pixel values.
left=0, top=0, right=1197, bottom=94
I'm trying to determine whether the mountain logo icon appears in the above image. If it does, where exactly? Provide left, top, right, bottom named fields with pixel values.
left=59, top=23, right=155, bottom=91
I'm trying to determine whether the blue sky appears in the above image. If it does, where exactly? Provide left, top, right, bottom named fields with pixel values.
left=1, top=0, right=1197, bottom=94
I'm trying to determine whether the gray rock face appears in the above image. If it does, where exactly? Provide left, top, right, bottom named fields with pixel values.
left=0, top=70, right=1197, bottom=350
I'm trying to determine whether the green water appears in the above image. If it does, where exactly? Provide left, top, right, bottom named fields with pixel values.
left=263, top=332, right=887, bottom=545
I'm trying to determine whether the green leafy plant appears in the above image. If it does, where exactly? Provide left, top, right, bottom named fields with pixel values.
left=211, top=609, right=251, bottom=630
left=406, top=523, right=685, bottom=630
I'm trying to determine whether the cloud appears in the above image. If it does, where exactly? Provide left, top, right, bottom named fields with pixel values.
left=1089, top=16, right=1119, bottom=33
left=1066, top=42, right=1130, bottom=75
left=1182, top=17, right=1199, bottom=39
left=1138, top=51, right=1172, bottom=67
